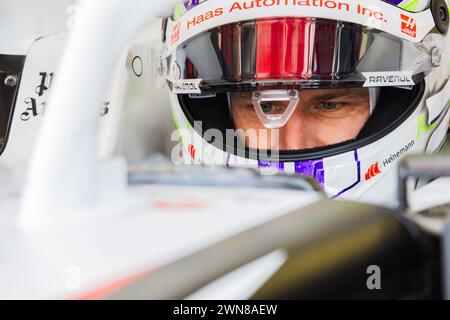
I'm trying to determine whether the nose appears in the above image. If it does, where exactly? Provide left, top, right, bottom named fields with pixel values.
left=277, top=109, right=311, bottom=150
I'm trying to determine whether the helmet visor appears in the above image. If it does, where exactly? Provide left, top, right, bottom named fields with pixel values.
left=229, top=87, right=371, bottom=151
left=178, top=83, right=422, bottom=156
left=170, top=17, right=430, bottom=92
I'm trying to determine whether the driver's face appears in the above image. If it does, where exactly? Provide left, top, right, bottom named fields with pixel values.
left=230, top=88, right=371, bottom=151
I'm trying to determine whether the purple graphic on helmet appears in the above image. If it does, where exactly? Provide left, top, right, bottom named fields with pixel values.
left=183, top=0, right=201, bottom=10
left=294, top=160, right=325, bottom=187
left=382, top=0, right=403, bottom=5
left=258, top=159, right=325, bottom=187
left=258, top=161, right=285, bottom=170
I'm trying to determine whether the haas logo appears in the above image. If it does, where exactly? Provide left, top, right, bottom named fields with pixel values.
left=365, top=162, right=382, bottom=181
left=400, top=14, right=417, bottom=38
left=171, top=22, right=181, bottom=45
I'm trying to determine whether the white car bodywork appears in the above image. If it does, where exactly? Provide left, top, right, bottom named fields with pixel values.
left=0, top=0, right=324, bottom=299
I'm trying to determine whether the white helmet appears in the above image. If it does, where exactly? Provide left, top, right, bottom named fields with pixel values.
left=162, top=0, right=450, bottom=208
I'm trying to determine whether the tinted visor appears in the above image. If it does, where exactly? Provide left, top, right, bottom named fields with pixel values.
left=172, top=18, right=428, bottom=91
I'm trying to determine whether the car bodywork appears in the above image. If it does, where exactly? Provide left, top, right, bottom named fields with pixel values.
left=0, top=0, right=449, bottom=300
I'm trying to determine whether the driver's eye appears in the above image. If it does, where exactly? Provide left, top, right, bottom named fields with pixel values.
left=260, top=102, right=287, bottom=114
left=261, top=102, right=274, bottom=113
left=320, top=102, right=343, bottom=110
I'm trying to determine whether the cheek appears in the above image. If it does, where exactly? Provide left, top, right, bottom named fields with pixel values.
left=232, top=107, right=261, bottom=130
left=231, top=111, right=242, bottom=129
left=329, top=111, right=370, bottom=140
left=232, top=111, right=250, bottom=132
left=306, top=110, right=370, bottom=144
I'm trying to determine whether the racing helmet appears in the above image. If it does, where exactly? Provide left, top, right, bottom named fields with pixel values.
left=161, top=0, right=450, bottom=207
